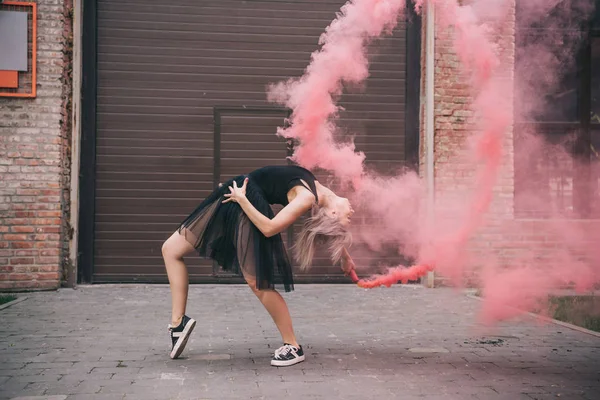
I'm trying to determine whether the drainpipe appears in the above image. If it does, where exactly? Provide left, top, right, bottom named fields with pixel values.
left=424, top=1, right=436, bottom=288
left=69, top=0, right=83, bottom=287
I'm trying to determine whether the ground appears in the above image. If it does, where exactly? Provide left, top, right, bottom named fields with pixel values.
left=0, top=285, right=599, bottom=400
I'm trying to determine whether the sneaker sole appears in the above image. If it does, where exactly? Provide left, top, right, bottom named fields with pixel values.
left=170, top=318, right=196, bottom=359
left=270, top=354, right=305, bottom=367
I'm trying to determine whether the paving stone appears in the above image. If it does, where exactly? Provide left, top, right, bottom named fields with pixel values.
left=66, top=395, right=125, bottom=400
left=0, top=285, right=599, bottom=400
left=9, top=374, right=64, bottom=384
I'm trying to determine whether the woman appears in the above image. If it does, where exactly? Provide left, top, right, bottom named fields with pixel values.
left=161, top=165, right=356, bottom=367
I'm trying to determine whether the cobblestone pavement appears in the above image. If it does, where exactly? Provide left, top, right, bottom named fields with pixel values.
left=0, top=284, right=599, bottom=400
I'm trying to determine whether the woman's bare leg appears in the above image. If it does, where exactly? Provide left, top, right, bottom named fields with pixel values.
left=162, top=232, right=195, bottom=326
left=244, top=274, right=299, bottom=347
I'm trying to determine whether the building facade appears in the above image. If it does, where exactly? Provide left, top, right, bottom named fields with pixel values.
left=0, top=0, right=598, bottom=290
left=428, top=0, right=600, bottom=287
left=0, top=0, right=73, bottom=289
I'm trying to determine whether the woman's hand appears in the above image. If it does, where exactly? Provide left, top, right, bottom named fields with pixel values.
left=222, top=178, right=248, bottom=204
left=340, top=252, right=356, bottom=276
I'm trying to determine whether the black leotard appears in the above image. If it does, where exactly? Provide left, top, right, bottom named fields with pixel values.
left=248, top=165, right=319, bottom=206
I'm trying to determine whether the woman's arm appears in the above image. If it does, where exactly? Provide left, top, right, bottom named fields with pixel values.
left=237, top=194, right=312, bottom=237
left=223, top=178, right=313, bottom=238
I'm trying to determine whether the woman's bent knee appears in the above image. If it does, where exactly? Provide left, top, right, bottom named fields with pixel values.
left=162, top=232, right=190, bottom=261
left=244, top=276, right=277, bottom=298
left=161, top=240, right=175, bottom=261
left=161, top=240, right=171, bottom=258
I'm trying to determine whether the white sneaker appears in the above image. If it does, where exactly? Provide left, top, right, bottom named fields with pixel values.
left=168, top=315, right=196, bottom=359
left=271, top=343, right=305, bottom=367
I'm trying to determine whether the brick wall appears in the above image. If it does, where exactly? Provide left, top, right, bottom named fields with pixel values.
left=0, top=0, right=72, bottom=290
left=426, top=1, right=517, bottom=283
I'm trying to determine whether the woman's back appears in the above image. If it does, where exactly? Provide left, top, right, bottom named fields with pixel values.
left=249, top=165, right=318, bottom=206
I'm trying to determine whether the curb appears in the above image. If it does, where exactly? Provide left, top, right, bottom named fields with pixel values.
left=0, top=296, right=28, bottom=311
left=466, top=294, right=600, bottom=339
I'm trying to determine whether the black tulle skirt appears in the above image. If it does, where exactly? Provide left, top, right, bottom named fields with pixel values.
left=177, top=175, right=294, bottom=292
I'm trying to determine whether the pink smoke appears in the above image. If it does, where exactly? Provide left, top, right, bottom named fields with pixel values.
left=267, top=0, right=407, bottom=184
left=352, top=264, right=434, bottom=287
left=349, top=0, right=513, bottom=291
left=475, top=0, right=600, bottom=322
left=269, top=0, right=599, bottom=324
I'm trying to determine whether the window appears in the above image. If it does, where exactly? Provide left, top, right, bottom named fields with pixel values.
left=514, top=0, right=600, bottom=218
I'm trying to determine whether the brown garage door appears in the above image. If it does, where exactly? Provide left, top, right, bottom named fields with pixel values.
left=88, top=0, right=417, bottom=283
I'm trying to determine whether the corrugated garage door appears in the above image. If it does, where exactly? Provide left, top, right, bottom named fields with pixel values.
left=91, top=0, right=412, bottom=283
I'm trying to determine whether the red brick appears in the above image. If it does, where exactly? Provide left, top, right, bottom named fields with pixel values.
left=36, top=272, right=60, bottom=281
left=38, top=196, right=61, bottom=203
left=34, top=234, right=61, bottom=241
left=39, top=265, right=59, bottom=272
left=10, top=257, right=34, bottom=265
left=14, top=211, right=36, bottom=218
left=34, top=241, right=59, bottom=248
left=22, top=218, right=61, bottom=226
left=36, top=211, right=61, bottom=218
left=11, top=242, right=34, bottom=249
left=5, top=218, right=27, bottom=225
left=16, top=189, right=40, bottom=196
left=36, top=256, right=59, bottom=264
left=35, top=280, right=61, bottom=289
left=17, top=144, right=38, bottom=151
left=14, top=159, right=40, bottom=166
left=3, top=234, right=27, bottom=241
left=33, top=204, right=61, bottom=211
left=0, top=266, right=14, bottom=272
left=15, top=250, right=38, bottom=257
left=7, top=273, right=31, bottom=281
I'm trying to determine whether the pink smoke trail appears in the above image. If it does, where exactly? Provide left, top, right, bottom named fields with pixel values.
left=268, top=0, right=427, bottom=271
left=353, top=0, right=510, bottom=288
left=267, top=0, right=407, bottom=184
left=350, top=264, right=435, bottom=287
left=422, top=0, right=511, bottom=284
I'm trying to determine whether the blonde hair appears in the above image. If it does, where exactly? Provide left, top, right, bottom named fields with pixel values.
left=293, top=206, right=352, bottom=271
